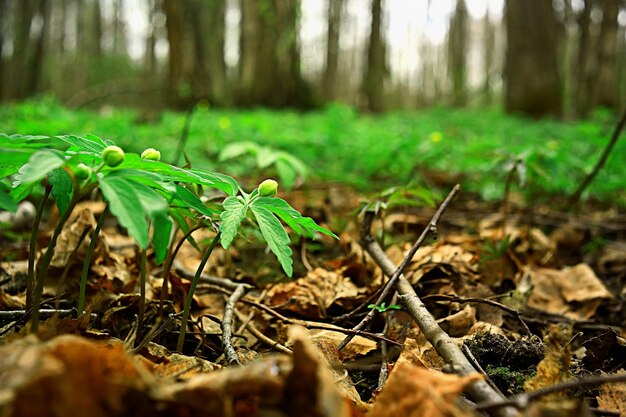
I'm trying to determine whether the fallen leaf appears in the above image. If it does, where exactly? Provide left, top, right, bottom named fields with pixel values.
left=596, top=370, right=626, bottom=415
left=369, top=363, right=481, bottom=417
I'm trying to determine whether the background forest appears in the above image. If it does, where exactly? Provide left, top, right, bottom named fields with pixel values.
left=1, top=0, right=625, bottom=117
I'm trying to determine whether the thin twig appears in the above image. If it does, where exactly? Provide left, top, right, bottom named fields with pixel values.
left=201, top=284, right=402, bottom=346
left=337, top=184, right=461, bottom=351
left=476, top=373, right=626, bottom=412
left=222, top=285, right=246, bottom=366
left=234, top=308, right=292, bottom=354
left=422, top=293, right=532, bottom=336
left=570, top=105, right=626, bottom=204
left=359, top=198, right=517, bottom=417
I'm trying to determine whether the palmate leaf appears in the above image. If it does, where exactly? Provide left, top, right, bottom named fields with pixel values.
left=152, top=211, right=172, bottom=265
left=252, top=197, right=338, bottom=239
left=56, top=134, right=108, bottom=154
left=219, top=196, right=246, bottom=249
left=250, top=204, right=293, bottom=277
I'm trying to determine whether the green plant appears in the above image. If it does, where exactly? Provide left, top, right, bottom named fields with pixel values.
left=218, top=141, right=308, bottom=190
left=367, top=302, right=403, bottom=313
left=481, top=235, right=512, bottom=262
left=2, top=134, right=336, bottom=349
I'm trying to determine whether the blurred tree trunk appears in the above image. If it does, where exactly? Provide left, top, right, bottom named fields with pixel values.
left=505, top=0, right=562, bottom=117
left=112, top=0, right=127, bottom=56
left=361, top=0, right=386, bottom=112
left=591, top=0, right=619, bottom=110
left=481, top=8, right=495, bottom=105
left=8, top=0, right=49, bottom=100
left=8, top=0, right=36, bottom=99
left=323, top=0, right=344, bottom=102
left=447, top=0, right=468, bottom=106
left=238, top=0, right=312, bottom=108
left=163, top=0, right=188, bottom=107
left=0, top=0, right=8, bottom=100
left=164, top=0, right=229, bottom=108
left=27, top=0, right=49, bottom=94
left=144, top=0, right=158, bottom=74
left=575, top=0, right=592, bottom=116
left=190, top=0, right=229, bottom=105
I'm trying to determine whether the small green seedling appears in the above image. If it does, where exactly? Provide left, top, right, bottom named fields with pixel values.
left=481, top=235, right=512, bottom=262
left=367, top=302, right=403, bottom=313
left=1, top=134, right=336, bottom=352
left=218, top=141, right=309, bottom=189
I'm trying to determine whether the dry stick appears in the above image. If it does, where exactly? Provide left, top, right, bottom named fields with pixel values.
left=476, top=373, right=626, bottom=412
left=221, top=285, right=246, bottom=366
left=570, top=105, right=626, bottom=205
left=360, top=209, right=517, bottom=417
left=337, top=184, right=461, bottom=351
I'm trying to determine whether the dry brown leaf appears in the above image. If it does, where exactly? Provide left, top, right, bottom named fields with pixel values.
left=528, top=264, right=612, bottom=320
left=50, top=207, right=97, bottom=268
left=307, top=328, right=377, bottom=362
left=388, top=243, right=479, bottom=287
left=369, top=363, right=481, bottom=417
left=437, top=305, right=476, bottom=337
left=596, top=370, right=626, bottom=415
left=139, top=342, right=220, bottom=379
left=0, top=335, right=152, bottom=417
left=267, top=267, right=364, bottom=318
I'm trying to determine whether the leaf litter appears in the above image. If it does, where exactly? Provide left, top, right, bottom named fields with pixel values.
left=0, top=186, right=625, bottom=416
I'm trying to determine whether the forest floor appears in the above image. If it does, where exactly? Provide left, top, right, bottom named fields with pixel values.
left=1, top=179, right=625, bottom=417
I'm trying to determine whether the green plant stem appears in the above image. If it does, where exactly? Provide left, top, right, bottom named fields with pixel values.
left=176, top=231, right=221, bottom=353
left=158, top=224, right=203, bottom=317
left=137, top=246, right=147, bottom=342
left=26, top=187, right=51, bottom=311
left=30, top=197, right=78, bottom=333
left=77, top=204, right=109, bottom=316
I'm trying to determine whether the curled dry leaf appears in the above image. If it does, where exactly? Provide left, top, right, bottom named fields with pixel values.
left=527, top=263, right=613, bottom=320
left=266, top=267, right=364, bottom=319
left=369, top=362, right=482, bottom=417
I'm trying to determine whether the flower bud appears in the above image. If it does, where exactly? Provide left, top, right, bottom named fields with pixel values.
left=141, top=147, right=161, bottom=161
left=74, top=163, right=91, bottom=180
left=102, top=145, right=125, bottom=167
left=258, top=179, right=278, bottom=197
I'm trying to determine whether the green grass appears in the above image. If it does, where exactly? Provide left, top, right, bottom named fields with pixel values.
left=1, top=97, right=624, bottom=205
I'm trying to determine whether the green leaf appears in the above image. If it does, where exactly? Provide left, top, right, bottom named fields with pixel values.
left=109, top=154, right=239, bottom=196
left=152, top=211, right=172, bottom=265
left=0, top=188, right=17, bottom=212
left=99, top=175, right=169, bottom=249
left=0, top=148, right=34, bottom=178
left=14, top=149, right=67, bottom=186
left=56, top=134, right=107, bottom=153
left=219, top=196, right=246, bottom=249
left=252, top=197, right=338, bottom=239
left=172, top=184, right=216, bottom=217
left=218, top=141, right=259, bottom=162
left=48, top=168, right=73, bottom=216
left=250, top=204, right=293, bottom=277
